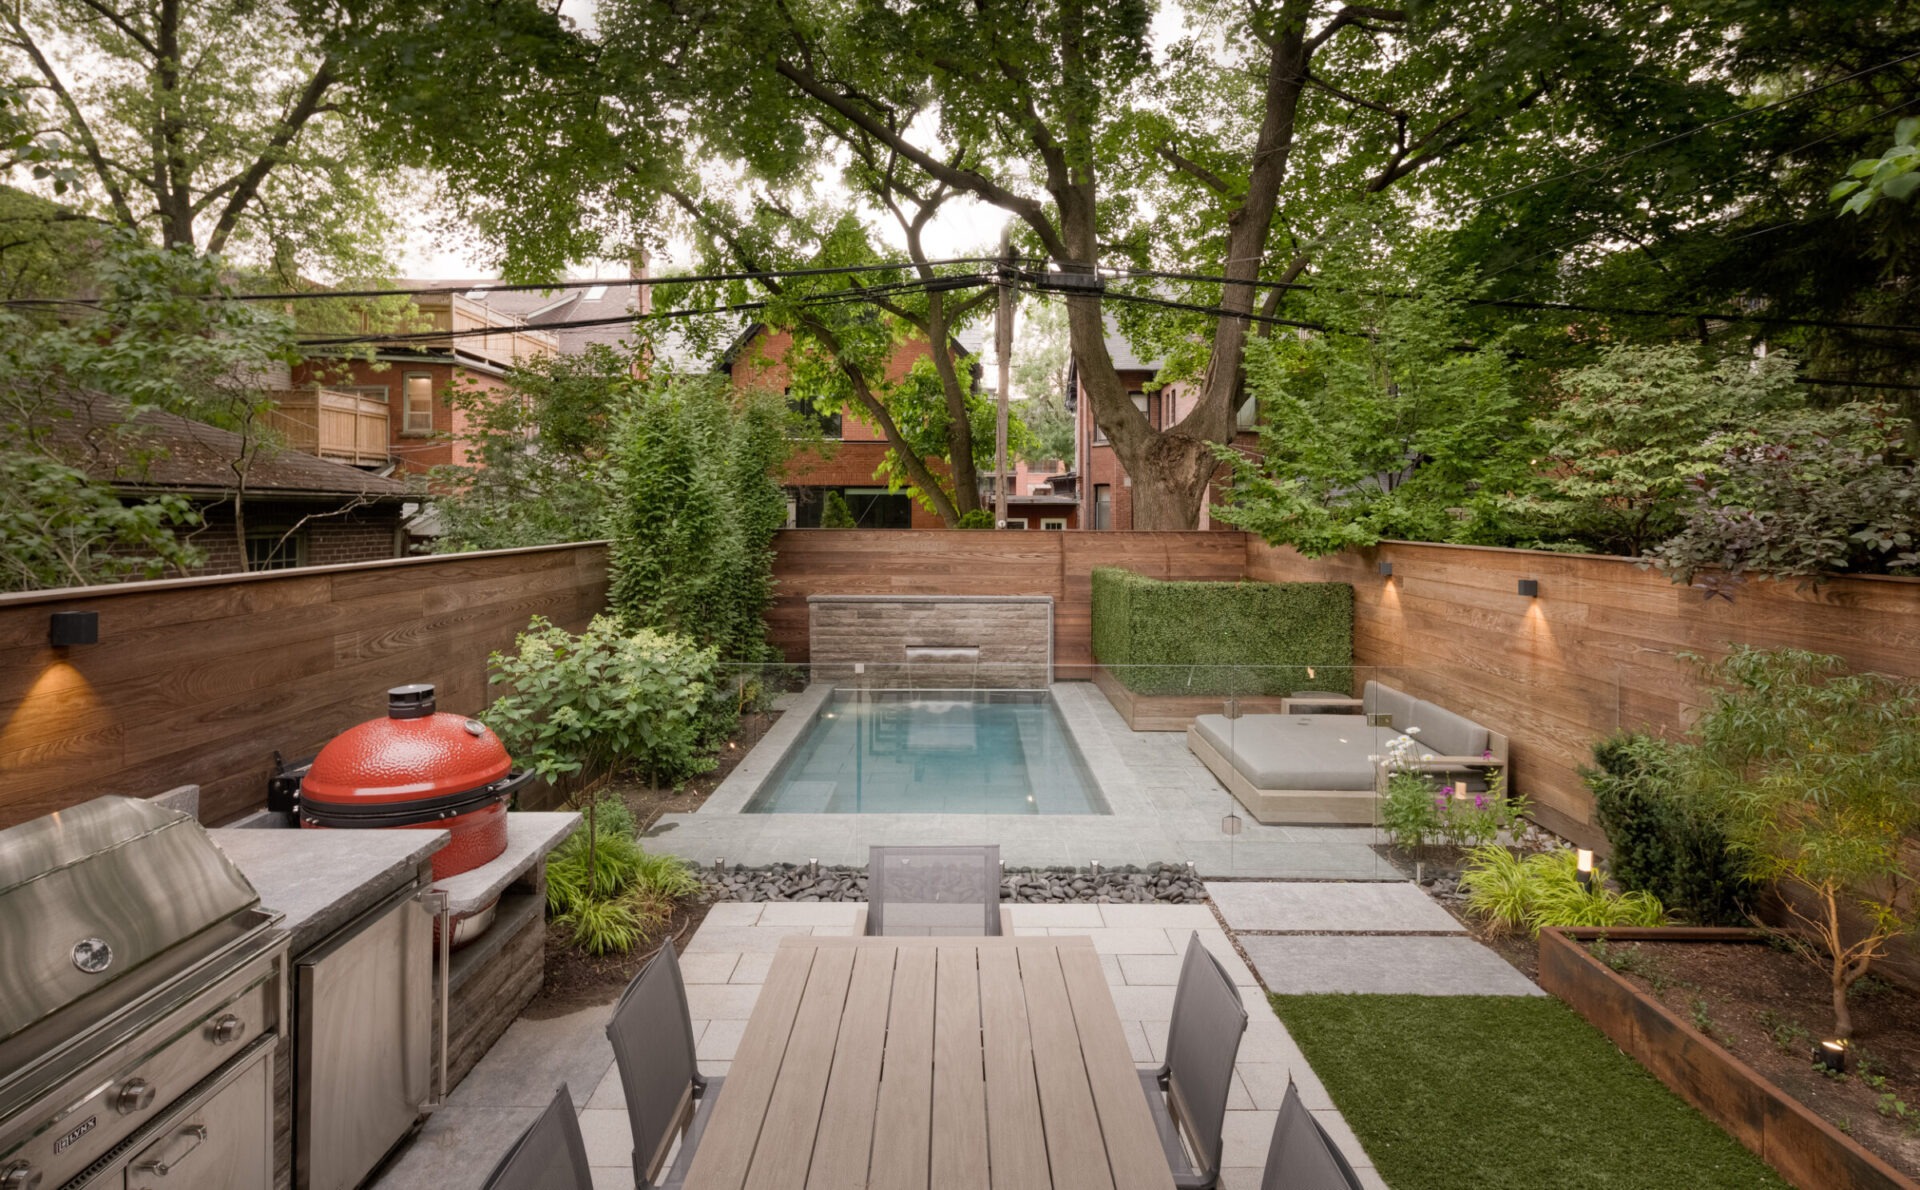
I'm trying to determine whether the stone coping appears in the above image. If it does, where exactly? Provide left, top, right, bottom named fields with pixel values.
left=700, top=681, right=835, bottom=814
left=433, top=811, right=581, bottom=916
left=209, top=825, right=448, bottom=954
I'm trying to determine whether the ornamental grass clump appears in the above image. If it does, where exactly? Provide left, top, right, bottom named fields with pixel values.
left=545, top=794, right=700, bottom=955
left=1460, top=844, right=1668, bottom=936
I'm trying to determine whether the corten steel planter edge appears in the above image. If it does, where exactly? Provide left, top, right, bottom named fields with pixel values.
left=1539, top=926, right=1920, bottom=1190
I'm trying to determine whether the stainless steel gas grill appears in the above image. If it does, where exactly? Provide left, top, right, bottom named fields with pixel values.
left=0, top=797, right=289, bottom=1190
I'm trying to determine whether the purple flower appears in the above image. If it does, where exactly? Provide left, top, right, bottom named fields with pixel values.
left=1482, top=749, right=1494, bottom=760
left=1474, top=794, right=1487, bottom=810
left=1440, top=785, right=1455, bottom=797
left=1433, top=795, right=1447, bottom=811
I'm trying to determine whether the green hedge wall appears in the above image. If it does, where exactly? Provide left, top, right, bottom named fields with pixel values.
left=1090, top=567, right=1354, bottom=695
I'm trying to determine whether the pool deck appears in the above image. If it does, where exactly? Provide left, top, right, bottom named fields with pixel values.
left=644, top=682, right=1398, bottom=879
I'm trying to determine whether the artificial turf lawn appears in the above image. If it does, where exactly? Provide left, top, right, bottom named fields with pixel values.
left=1271, top=994, right=1790, bottom=1190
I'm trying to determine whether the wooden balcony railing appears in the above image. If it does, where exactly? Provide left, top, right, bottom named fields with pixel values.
left=267, top=389, right=390, bottom=466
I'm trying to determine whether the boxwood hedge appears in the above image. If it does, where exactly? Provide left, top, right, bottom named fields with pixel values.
left=1090, top=567, right=1353, bottom=695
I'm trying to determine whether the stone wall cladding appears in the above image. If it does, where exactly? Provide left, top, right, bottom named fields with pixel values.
left=808, top=595, right=1052, bottom=688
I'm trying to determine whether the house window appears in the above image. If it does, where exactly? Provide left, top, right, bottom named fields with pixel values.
left=786, top=394, right=842, bottom=439
left=1041, top=518, right=1068, bottom=530
left=245, top=529, right=307, bottom=571
left=1236, top=395, right=1258, bottom=430
left=1093, top=484, right=1113, bottom=530
left=1003, top=519, right=1029, bottom=529
left=788, top=486, right=912, bottom=528
left=342, top=384, right=391, bottom=404
left=402, top=374, right=435, bottom=434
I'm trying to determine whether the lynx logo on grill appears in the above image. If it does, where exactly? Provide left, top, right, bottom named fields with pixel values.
left=71, top=937, right=112, bottom=974
left=54, top=1114, right=96, bottom=1152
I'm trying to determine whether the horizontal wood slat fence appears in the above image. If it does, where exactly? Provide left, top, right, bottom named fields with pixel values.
left=1245, top=539, right=1920, bottom=844
left=0, top=543, right=608, bottom=829
left=767, top=529, right=1246, bottom=671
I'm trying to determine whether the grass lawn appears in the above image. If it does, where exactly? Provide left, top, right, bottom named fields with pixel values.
left=1271, top=994, right=1790, bottom=1190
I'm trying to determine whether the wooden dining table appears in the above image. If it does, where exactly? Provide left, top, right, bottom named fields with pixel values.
left=681, top=934, right=1178, bottom=1190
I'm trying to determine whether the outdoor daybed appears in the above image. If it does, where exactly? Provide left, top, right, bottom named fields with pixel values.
left=1186, top=680, right=1509, bottom=825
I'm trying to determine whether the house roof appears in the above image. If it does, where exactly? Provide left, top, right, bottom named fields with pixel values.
left=402, top=278, right=717, bottom=371
left=33, top=390, right=414, bottom=501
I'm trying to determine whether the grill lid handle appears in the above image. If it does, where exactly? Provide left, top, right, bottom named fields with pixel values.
left=387, top=684, right=437, bottom=719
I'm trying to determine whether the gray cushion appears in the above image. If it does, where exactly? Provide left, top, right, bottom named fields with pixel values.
left=1361, top=681, right=1414, bottom=730
left=1403, top=699, right=1489, bottom=758
left=1193, top=715, right=1380, bottom=791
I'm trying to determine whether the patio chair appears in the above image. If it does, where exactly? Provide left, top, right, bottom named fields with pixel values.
left=479, top=1084, right=592, bottom=1190
left=864, top=844, right=1006, bottom=936
left=1139, top=933, right=1248, bottom=1189
left=1258, top=1079, right=1364, bottom=1190
left=606, top=939, right=726, bottom=1189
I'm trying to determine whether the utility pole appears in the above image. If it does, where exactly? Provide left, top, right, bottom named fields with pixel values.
left=995, top=225, right=1014, bottom=530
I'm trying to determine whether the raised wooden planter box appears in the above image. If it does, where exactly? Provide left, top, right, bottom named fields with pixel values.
left=1090, top=665, right=1296, bottom=731
left=1539, top=927, right=1920, bottom=1190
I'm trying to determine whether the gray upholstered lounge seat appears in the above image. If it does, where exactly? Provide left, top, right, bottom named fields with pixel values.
left=1190, top=715, right=1379, bottom=791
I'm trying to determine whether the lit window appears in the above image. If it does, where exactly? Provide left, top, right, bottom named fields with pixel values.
left=403, top=374, right=435, bottom=433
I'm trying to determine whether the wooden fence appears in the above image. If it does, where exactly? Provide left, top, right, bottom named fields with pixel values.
left=1245, top=539, right=1920, bottom=843
left=767, top=529, right=1246, bottom=669
left=0, top=543, right=608, bottom=828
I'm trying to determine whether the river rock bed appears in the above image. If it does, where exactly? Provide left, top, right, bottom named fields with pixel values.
left=701, top=862, right=1207, bottom=904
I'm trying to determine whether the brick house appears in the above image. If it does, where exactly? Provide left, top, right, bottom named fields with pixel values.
left=41, top=390, right=413, bottom=574
left=1065, top=323, right=1256, bottom=530
left=723, top=323, right=1046, bottom=529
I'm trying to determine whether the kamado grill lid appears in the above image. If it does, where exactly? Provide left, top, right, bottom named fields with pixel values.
left=300, top=684, right=520, bottom=825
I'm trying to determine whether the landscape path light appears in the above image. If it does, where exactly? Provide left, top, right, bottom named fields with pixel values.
left=1576, top=849, right=1595, bottom=890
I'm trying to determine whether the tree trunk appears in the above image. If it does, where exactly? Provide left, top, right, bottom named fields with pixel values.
left=1831, top=968, right=1853, bottom=1041
left=924, top=291, right=980, bottom=517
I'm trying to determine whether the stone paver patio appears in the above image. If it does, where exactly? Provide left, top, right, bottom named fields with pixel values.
left=646, top=683, right=1403, bottom=880
left=1239, top=934, right=1544, bottom=997
left=1205, top=880, right=1465, bottom=933
left=374, top=901, right=1395, bottom=1190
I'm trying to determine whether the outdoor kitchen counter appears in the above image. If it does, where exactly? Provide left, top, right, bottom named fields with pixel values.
left=208, top=827, right=449, bottom=953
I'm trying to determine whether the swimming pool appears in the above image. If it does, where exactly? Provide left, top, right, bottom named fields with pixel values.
left=744, top=690, right=1110, bottom=814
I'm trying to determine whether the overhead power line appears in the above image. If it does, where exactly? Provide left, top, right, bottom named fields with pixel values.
left=1117, top=267, right=1920, bottom=336
left=296, top=274, right=994, bottom=348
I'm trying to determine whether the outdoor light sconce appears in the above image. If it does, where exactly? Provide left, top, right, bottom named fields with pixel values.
left=1816, top=1039, right=1848, bottom=1073
left=1517, top=578, right=1540, bottom=598
left=1379, top=561, right=1394, bottom=578
left=1575, top=849, right=1595, bottom=891
left=49, top=611, right=99, bottom=648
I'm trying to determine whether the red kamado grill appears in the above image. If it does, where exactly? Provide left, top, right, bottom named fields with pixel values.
left=301, top=684, right=530, bottom=942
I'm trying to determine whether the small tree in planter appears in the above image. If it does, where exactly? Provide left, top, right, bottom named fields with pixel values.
left=1688, top=647, right=1920, bottom=1039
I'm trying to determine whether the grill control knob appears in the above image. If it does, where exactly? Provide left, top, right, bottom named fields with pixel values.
left=113, top=1078, right=155, bottom=1115
left=0, top=1161, right=41, bottom=1190
left=209, top=1013, right=245, bottom=1044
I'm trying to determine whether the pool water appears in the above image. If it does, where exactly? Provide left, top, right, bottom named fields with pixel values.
left=746, top=692, right=1109, bottom=814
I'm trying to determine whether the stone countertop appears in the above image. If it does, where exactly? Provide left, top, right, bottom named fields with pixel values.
left=432, top=812, right=579, bottom=917
left=208, top=827, right=449, bottom=954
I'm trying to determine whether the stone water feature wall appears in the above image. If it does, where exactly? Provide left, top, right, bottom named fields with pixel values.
left=807, top=594, right=1053, bottom=688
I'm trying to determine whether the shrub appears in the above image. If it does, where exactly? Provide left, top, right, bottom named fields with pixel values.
left=1585, top=732, right=1749, bottom=925
left=957, top=508, right=995, bottom=529
left=1090, top=567, right=1353, bottom=695
left=820, top=489, right=857, bottom=527
left=605, top=377, right=789, bottom=663
left=1685, top=647, right=1920, bottom=1039
left=485, top=614, right=728, bottom=787
left=1382, top=769, right=1528, bottom=853
left=544, top=795, right=700, bottom=955
left=1460, top=845, right=1668, bottom=935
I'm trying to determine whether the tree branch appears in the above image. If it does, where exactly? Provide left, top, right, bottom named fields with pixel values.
left=204, top=55, right=338, bottom=253
left=2, top=12, right=139, bottom=228
left=1155, top=141, right=1242, bottom=199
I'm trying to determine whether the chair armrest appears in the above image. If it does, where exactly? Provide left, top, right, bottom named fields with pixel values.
left=1409, top=755, right=1506, bottom=770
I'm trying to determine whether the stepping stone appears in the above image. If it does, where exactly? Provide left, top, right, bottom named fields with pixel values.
left=1239, top=935, right=1544, bottom=996
left=1205, top=881, right=1463, bottom=933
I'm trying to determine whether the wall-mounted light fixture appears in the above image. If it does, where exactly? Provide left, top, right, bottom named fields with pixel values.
left=1517, top=578, right=1540, bottom=598
left=1575, top=849, right=1595, bottom=891
left=1379, top=561, right=1394, bottom=578
left=49, top=611, right=99, bottom=648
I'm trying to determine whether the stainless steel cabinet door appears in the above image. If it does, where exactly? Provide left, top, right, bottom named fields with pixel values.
left=125, top=1043, right=272, bottom=1190
left=295, top=892, right=431, bottom=1190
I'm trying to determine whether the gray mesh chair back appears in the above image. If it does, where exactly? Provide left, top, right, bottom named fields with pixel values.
left=480, top=1085, right=592, bottom=1190
left=607, top=939, right=717, bottom=1187
left=1259, top=1080, right=1364, bottom=1190
left=1140, top=932, right=1248, bottom=1188
left=866, top=845, right=1002, bottom=935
